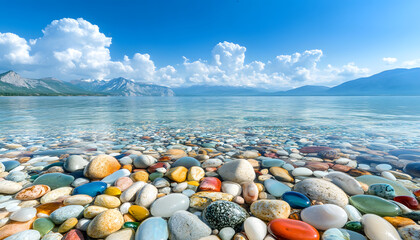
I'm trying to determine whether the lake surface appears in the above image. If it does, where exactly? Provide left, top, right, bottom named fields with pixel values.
left=1, top=96, right=420, bottom=145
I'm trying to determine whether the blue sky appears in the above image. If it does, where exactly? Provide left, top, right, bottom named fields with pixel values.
left=0, top=0, right=419, bottom=89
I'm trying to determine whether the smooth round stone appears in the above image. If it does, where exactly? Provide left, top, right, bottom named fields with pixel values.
left=0, top=162, right=5, bottom=173
left=105, top=228, right=135, bottom=240
left=283, top=163, right=295, bottom=171
left=203, top=201, right=248, bottom=230
left=2, top=161, right=20, bottom=171
left=5, top=171, right=27, bottom=182
left=4, top=230, right=40, bottom=240
left=64, top=194, right=93, bottom=206
left=344, top=220, right=363, bottom=232
left=104, top=187, right=121, bottom=196
left=264, top=179, right=291, bottom=197
left=376, top=164, right=392, bottom=172
left=64, top=155, right=88, bottom=173
left=133, top=155, right=157, bottom=168
left=217, top=159, right=256, bottom=184
left=95, top=194, right=121, bottom=208
left=87, top=209, right=124, bottom=238
left=381, top=171, right=397, bottom=181
left=404, top=162, right=420, bottom=177
left=322, top=228, right=350, bottom=240
left=294, top=178, right=349, bottom=207
left=84, top=154, right=121, bottom=180
left=394, top=196, right=419, bottom=210
left=58, top=217, right=78, bottom=233
left=153, top=178, right=170, bottom=188
left=150, top=193, right=189, bottom=217
left=120, top=181, right=146, bottom=203
left=250, top=200, right=290, bottom=221
left=50, top=205, right=85, bottom=224
left=368, top=183, right=396, bottom=199
left=221, top=181, right=242, bottom=196
left=219, top=227, right=235, bottom=240
left=292, top=167, right=313, bottom=177
left=398, top=225, right=420, bottom=240
left=301, top=204, right=347, bottom=230
left=71, top=178, right=90, bottom=187
left=243, top=217, right=267, bottom=240
left=242, top=182, right=259, bottom=204
left=73, top=181, right=107, bottom=197
left=135, top=184, right=158, bottom=208
left=76, top=218, right=91, bottom=231
left=33, top=218, right=55, bottom=236
left=114, top=177, right=133, bottom=191
left=135, top=217, right=169, bottom=240
left=101, top=169, right=131, bottom=185
left=324, top=172, right=364, bottom=195
left=344, top=205, right=362, bottom=221
left=84, top=205, right=108, bottom=218
left=268, top=218, right=319, bottom=240
left=356, top=175, right=414, bottom=197
left=350, top=195, right=401, bottom=217
left=202, top=159, right=223, bottom=168
left=281, top=191, right=310, bottom=209
left=124, top=222, right=139, bottom=230
left=358, top=164, right=371, bottom=171
left=362, top=214, right=402, bottom=240
left=261, top=159, right=285, bottom=168
left=15, top=185, right=50, bottom=200
left=0, top=180, right=23, bottom=194
left=172, top=157, right=201, bottom=169
left=128, top=205, right=149, bottom=222
left=9, top=207, right=36, bottom=222
left=168, top=210, right=211, bottom=240
left=33, top=173, right=74, bottom=190
left=41, top=187, right=73, bottom=204
left=199, top=177, right=222, bottom=192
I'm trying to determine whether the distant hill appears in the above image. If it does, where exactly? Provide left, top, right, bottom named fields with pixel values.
left=272, top=85, right=330, bottom=96
left=0, top=71, right=91, bottom=96
left=327, top=68, right=420, bottom=95
left=71, top=77, right=174, bottom=96
left=173, top=85, right=264, bottom=96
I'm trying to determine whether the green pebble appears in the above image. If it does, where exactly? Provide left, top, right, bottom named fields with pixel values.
left=33, top=218, right=55, bottom=236
left=344, top=221, right=363, bottom=232
left=123, top=221, right=140, bottom=229
left=149, top=172, right=164, bottom=181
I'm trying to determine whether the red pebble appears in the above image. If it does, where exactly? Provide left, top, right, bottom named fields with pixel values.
left=199, top=177, right=222, bottom=192
left=147, top=162, right=170, bottom=173
left=268, top=219, right=320, bottom=240
left=394, top=196, right=419, bottom=210
left=63, top=229, right=84, bottom=240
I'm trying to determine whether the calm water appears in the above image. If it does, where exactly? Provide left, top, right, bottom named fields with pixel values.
left=1, top=96, right=420, bottom=142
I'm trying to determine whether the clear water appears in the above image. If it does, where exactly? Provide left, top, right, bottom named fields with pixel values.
left=1, top=96, right=420, bottom=144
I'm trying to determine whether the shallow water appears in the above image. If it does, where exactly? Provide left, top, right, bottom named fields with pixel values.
left=0, top=96, right=420, bottom=143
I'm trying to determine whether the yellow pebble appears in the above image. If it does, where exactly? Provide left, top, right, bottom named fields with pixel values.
left=131, top=171, right=149, bottom=182
left=166, top=166, right=188, bottom=182
left=105, top=187, right=122, bottom=196
left=255, top=183, right=264, bottom=192
left=187, top=181, right=200, bottom=186
left=58, top=217, right=78, bottom=233
left=128, top=205, right=150, bottom=222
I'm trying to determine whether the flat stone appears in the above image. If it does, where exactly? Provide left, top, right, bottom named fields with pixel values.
left=41, top=187, right=73, bottom=204
left=264, top=179, right=291, bottom=197
left=268, top=218, right=319, bottom=240
left=349, top=195, right=401, bottom=217
left=294, top=178, right=348, bottom=207
left=4, top=230, right=40, bottom=240
left=301, top=204, right=347, bottom=230
left=168, top=210, right=211, bottom=240
left=324, top=172, right=364, bottom=195
left=356, top=175, right=414, bottom=197
left=281, top=191, right=310, bottom=209
left=73, top=181, right=107, bottom=197
left=33, top=173, right=74, bottom=190
left=135, top=217, right=169, bottom=240
left=50, top=205, right=85, bottom=224
left=398, top=225, right=420, bottom=240
left=0, top=180, right=22, bottom=194
left=150, top=193, right=189, bottom=217
left=250, top=200, right=290, bottom=221
left=15, top=185, right=50, bottom=200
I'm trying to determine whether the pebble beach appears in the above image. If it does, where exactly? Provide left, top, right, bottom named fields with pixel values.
left=0, top=96, right=420, bottom=240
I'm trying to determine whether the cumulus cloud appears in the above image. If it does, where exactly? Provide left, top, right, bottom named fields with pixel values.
left=0, top=18, right=371, bottom=89
left=383, top=57, right=397, bottom=64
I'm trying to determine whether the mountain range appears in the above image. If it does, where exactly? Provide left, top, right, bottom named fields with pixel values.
left=1, top=67, right=420, bottom=96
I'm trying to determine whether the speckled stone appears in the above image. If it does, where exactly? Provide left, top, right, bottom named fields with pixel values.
left=250, top=200, right=291, bottom=221
left=294, top=178, right=348, bottom=207
left=203, top=200, right=248, bottom=230
left=168, top=210, right=211, bottom=240
left=398, top=225, right=420, bottom=240
left=367, top=183, right=396, bottom=199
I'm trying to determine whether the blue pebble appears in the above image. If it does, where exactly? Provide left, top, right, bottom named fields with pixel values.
left=172, top=157, right=200, bottom=168
left=135, top=217, right=169, bottom=240
left=264, top=179, right=291, bottom=197
left=2, top=160, right=20, bottom=171
left=281, top=191, right=311, bottom=209
left=73, top=181, right=107, bottom=197
left=261, top=159, right=285, bottom=168
left=367, top=183, right=396, bottom=199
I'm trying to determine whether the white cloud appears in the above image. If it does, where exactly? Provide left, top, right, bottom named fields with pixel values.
left=401, top=59, right=420, bottom=68
left=383, top=57, right=397, bottom=64
left=0, top=17, right=371, bottom=89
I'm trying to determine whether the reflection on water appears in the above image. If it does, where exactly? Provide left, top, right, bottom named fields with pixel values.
left=0, top=96, right=419, bottom=140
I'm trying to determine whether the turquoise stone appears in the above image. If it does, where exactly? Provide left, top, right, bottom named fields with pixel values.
left=349, top=195, right=401, bottom=217
left=264, top=179, right=291, bottom=197
left=73, top=181, right=107, bottom=197
left=2, top=160, right=20, bottom=171
left=123, top=221, right=139, bottom=229
left=281, top=191, right=310, bottom=209
left=49, top=205, right=84, bottom=224
left=33, top=218, right=55, bottom=236
left=149, top=172, right=164, bottom=181
left=344, top=221, right=363, bottom=232
left=43, top=162, right=64, bottom=171
left=135, top=217, right=169, bottom=240
left=367, top=183, right=396, bottom=199
left=261, top=159, right=285, bottom=168
left=171, top=157, right=200, bottom=168
left=33, top=173, right=74, bottom=189
left=356, top=175, right=414, bottom=197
